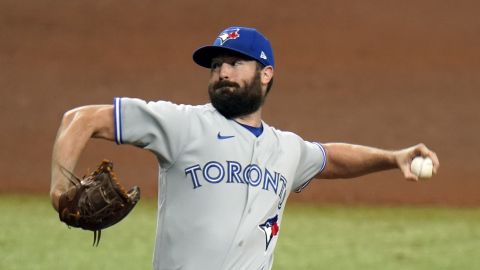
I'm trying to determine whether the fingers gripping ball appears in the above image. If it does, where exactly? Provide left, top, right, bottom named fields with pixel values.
left=58, top=160, right=140, bottom=246
left=410, top=156, right=433, bottom=179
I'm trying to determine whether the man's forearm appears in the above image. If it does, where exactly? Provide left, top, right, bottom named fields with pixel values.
left=319, top=143, right=398, bottom=179
left=50, top=105, right=114, bottom=211
left=50, top=109, right=93, bottom=210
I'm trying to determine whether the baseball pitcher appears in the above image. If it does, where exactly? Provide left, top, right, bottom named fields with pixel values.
left=50, top=26, right=440, bottom=269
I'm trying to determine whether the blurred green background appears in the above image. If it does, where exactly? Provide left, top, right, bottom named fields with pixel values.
left=2, top=195, right=480, bottom=270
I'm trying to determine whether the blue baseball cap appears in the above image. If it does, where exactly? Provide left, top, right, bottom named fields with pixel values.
left=193, top=26, right=275, bottom=68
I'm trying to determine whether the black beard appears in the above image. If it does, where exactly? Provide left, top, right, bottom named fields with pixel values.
left=208, top=72, right=264, bottom=119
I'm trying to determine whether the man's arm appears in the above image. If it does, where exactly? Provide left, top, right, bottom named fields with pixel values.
left=318, top=143, right=439, bottom=181
left=50, top=105, right=114, bottom=211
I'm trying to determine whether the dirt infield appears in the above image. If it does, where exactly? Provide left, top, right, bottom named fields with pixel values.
left=1, top=1, right=479, bottom=206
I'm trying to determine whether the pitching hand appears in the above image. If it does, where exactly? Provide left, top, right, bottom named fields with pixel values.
left=394, top=143, right=439, bottom=181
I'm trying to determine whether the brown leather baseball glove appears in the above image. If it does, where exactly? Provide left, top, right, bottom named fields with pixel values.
left=58, top=160, right=140, bottom=246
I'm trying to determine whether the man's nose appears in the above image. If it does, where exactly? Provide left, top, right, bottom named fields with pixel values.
left=219, top=63, right=233, bottom=80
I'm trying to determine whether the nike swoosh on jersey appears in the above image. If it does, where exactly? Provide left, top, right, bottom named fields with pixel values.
left=217, top=132, right=235, bottom=140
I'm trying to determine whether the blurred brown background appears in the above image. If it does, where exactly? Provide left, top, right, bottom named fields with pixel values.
left=1, top=0, right=478, bottom=206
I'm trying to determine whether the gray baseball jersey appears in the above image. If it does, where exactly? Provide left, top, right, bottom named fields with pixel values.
left=114, top=97, right=327, bottom=270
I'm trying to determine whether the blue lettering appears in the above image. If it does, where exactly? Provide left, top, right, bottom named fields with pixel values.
left=185, top=165, right=202, bottom=189
left=184, top=161, right=288, bottom=200
left=227, top=161, right=244, bottom=183
left=203, top=161, right=224, bottom=184
left=277, top=175, right=287, bottom=209
left=244, top=164, right=262, bottom=186
left=263, top=169, right=279, bottom=193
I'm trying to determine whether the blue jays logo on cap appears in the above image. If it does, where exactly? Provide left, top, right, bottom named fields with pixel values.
left=193, top=26, right=275, bottom=68
left=258, top=214, right=280, bottom=251
left=217, top=28, right=240, bottom=45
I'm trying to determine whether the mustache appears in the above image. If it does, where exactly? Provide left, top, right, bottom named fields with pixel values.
left=212, top=80, right=240, bottom=90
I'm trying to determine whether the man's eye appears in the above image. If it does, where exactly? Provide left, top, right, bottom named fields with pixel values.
left=211, top=62, right=220, bottom=69
left=233, top=60, right=243, bottom=66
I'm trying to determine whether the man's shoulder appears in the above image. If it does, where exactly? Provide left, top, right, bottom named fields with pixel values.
left=122, top=97, right=215, bottom=114
left=264, top=123, right=304, bottom=143
left=158, top=102, right=215, bottom=114
left=265, top=124, right=298, bottom=137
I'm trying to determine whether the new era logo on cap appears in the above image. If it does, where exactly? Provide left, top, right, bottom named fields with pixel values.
left=260, top=51, right=267, bottom=60
left=192, top=26, right=275, bottom=68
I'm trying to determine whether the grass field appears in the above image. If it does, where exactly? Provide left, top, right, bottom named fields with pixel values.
left=1, top=194, right=480, bottom=270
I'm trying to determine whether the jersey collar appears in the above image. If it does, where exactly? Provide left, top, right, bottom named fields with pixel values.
left=235, top=121, right=264, bottom=137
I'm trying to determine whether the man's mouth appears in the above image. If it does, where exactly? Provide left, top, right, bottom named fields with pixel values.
left=215, top=86, right=236, bottom=93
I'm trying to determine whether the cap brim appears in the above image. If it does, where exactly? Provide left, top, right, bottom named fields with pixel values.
left=192, top=46, right=256, bottom=68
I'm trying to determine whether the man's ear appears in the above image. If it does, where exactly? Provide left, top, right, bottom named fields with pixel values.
left=261, top=66, right=274, bottom=85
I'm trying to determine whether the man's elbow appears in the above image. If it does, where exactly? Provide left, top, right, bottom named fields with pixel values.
left=60, top=106, right=114, bottom=140
left=49, top=188, right=61, bottom=212
left=61, top=106, right=92, bottom=126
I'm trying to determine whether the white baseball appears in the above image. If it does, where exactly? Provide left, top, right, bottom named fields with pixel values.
left=410, top=156, right=433, bottom=179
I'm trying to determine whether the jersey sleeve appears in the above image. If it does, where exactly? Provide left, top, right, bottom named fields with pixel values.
left=113, top=97, right=191, bottom=167
left=291, top=139, right=327, bottom=192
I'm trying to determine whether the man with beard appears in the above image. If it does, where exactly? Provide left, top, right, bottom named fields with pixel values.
left=50, top=26, right=439, bottom=270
